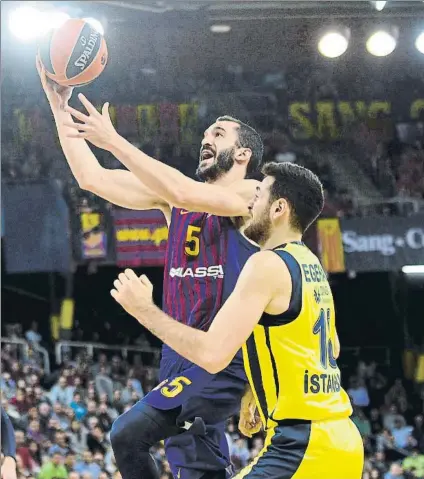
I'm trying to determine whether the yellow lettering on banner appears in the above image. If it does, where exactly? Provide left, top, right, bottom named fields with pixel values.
left=354, top=101, right=368, bottom=118
left=14, top=109, right=33, bottom=145
left=410, top=99, right=424, bottom=120
left=116, top=226, right=168, bottom=246
left=367, top=101, right=390, bottom=118
left=289, top=102, right=315, bottom=140
left=338, top=102, right=356, bottom=126
left=136, top=105, right=157, bottom=143
left=316, top=102, right=338, bottom=139
left=179, top=103, right=199, bottom=144
left=81, top=213, right=100, bottom=232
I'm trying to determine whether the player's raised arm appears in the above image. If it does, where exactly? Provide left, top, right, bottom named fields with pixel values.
left=36, top=57, right=170, bottom=219
left=63, top=95, right=255, bottom=217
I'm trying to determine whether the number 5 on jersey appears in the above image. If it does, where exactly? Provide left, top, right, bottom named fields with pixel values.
left=185, top=225, right=201, bottom=257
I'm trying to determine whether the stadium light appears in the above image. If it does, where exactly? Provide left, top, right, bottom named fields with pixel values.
left=318, top=29, right=350, bottom=58
left=83, top=17, right=105, bottom=36
left=416, top=32, right=424, bottom=54
left=374, top=1, right=387, bottom=11
left=9, top=6, right=44, bottom=41
left=366, top=29, right=397, bottom=56
left=402, top=265, right=424, bottom=274
left=210, top=24, right=231, bottom=33
left=9, top=6, right=70, bottom=41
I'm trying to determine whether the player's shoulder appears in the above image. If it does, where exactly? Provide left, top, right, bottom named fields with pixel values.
left=244, top=250, right=291, bottom=283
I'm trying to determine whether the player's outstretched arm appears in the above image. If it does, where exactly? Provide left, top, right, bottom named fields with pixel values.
left=36, top=57, right=170, bottom=217
left=63, top=95, right=254, bottom=217
left=110, top=252, right=287, bottom=373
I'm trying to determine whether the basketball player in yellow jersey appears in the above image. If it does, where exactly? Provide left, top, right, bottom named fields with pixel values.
left=110, top=161, right=364, bottom=479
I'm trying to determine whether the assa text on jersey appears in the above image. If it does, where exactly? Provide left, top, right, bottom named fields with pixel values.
left=169, top=265, right=224, bottom=279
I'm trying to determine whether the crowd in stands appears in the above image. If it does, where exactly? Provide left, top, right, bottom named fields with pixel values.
left=1, top=321, right=424, bottom=479
left=2, top=61, right=423, bottom=220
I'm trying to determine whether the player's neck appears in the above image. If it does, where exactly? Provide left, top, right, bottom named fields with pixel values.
left=261, top=228, right=302, bottom=251
left=206, top=168, right=244, bottom=186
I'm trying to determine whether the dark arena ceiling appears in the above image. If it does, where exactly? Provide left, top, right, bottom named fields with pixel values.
left=93, top=0, right=424, bottom=19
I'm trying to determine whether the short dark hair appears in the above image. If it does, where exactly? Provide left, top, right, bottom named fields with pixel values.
left=262, top=162, right=324, bottom=233
left=216, top=115, right=263, bottom=178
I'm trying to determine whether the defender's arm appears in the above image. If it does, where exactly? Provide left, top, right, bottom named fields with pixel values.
left=115, top=252, right=287, bottom=373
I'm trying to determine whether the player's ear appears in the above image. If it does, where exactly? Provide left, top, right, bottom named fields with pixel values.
left=234, top=147, right=252, bottom=167
left=272, top=198, right=287, bottom=220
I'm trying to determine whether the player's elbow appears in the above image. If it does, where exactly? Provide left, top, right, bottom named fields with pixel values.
left=77, top=174, right=97, bottom=192
left=200, top=350, right=231, bottom=374
left=170, top=187, right=199, bottom=211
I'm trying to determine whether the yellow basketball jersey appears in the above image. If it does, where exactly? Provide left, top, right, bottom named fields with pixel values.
left=242, top=241, right=352, bottom=429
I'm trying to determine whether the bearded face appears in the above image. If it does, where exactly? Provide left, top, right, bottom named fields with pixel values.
left=196, top=146, right=236, bottom=182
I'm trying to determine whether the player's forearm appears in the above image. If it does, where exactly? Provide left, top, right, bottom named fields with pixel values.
left=108, top=134, right=192, bottom=206
left=53, top=108, right=103, bottom=188
left=108, top=135, right=250, bottom=216
left=132, top=303, right=222, bottom=373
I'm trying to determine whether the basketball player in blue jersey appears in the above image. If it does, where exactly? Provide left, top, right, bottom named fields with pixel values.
left=111, top=162, right=364, bottom=479
left=37, top=57, right=263, bottom=479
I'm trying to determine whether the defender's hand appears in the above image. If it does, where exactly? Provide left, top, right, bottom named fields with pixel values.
left=111, top=269, right=154, bottom=317
left=238, top=387, right=262, bottom=438
left=36, top=55, right=73, bottom=110
left=1, top=457, right=17, bottom=479
left=64, top=93, right=118, bottom=150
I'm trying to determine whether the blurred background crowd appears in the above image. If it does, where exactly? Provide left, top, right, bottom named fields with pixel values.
left=2, top=321, right=424, bottom=479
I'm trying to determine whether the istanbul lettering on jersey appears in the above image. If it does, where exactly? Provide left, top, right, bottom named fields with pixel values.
left=162, top=208, right=258, bottom=331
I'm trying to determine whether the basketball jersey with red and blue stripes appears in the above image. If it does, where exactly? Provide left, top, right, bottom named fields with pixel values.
left=162, top=207, right=258, bottom=331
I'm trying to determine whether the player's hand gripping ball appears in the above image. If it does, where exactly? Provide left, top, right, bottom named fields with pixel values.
left=111, top=269, right=154, bottom=317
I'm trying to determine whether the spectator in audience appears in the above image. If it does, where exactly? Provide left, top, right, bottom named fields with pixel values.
left=403, top=449, right=424, bottom=477
left=50, top=377, right=74, bottom=406
left=391, top=419, right=415, bottom=449
left=69, top=419, right=89, bottom=455
left=384, top=405, right=407, bottom=432
left=384, top=462, right=407, bottom=479
left=71, top=392, right=88, bottom=421
left=25, top=321, right=42, bottom=346
left=74, top=451, right=101, bottom=479
left=353, top=408, right=372, bottom=438
left=48, top=431, right=70, bottom=456
left=87, top=426, right=109, bottom=456
left=38, top=452, right=68, bottom=479
left=230, top=437, right=250, bottom=469
left=348, top=377, right=371, bottom=408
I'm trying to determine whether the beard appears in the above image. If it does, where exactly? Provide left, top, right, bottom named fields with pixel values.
left=196, top=147, right=235, bottom=182
left=244, top=210, right=272, bottom=246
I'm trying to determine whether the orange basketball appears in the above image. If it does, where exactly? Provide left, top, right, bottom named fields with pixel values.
left=39, top=18, right=108, bottom=87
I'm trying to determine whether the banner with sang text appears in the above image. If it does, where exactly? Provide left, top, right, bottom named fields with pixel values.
left=113, top=209, right=168, bottom=267
left=319, top=214, right=424, bottom=272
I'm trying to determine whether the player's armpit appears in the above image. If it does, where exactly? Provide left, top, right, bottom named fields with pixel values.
left=204, top=251, right=290, bottom=373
